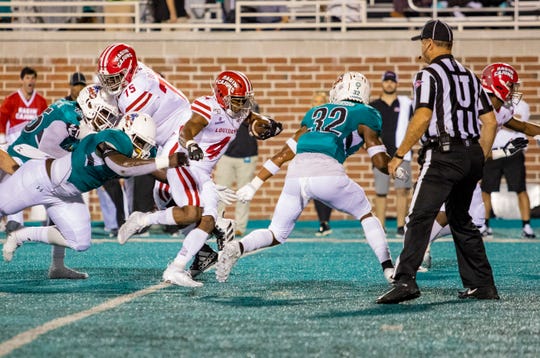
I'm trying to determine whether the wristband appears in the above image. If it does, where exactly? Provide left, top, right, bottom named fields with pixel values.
left=155, top=156, right=170, bottom=170
left=263, top=159, right=280, bottom=175
left=367, top=145, right=387, bottom=158
left=394, top=153, right=404, bottom=160
left=286, top=138, right=297, bottom=154
left=250, top=176, right=265, bottom=191
left=185, top=140, right=197, bottom=148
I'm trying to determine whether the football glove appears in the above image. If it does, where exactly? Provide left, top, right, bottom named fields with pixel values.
left=236, top=177, right=264, bottom=203
left=186, top=140, right=204, bottom=161
left=492, top=137, right=528, bottom=160
left=250, top=116, right=283, bottom=140
left=215, top=185, right=237, bottom=205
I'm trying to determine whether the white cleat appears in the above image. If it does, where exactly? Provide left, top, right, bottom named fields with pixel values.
left=163, top=263, right=203, bottom=287
left=2, top=230, right=22, bottom=262
left=215, top=241, right=241, bottom=283
left=214, top=217, right=236, bottom=250
left=118, top=211, right=147, bottom=245
left=383, top=267, right=395, bottom=284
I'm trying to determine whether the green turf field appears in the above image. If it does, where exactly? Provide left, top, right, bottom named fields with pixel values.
left=1, top=219, right=539, bottom=357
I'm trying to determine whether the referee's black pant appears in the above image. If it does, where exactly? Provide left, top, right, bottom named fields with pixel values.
left=395, top=142, right=496, bottom=289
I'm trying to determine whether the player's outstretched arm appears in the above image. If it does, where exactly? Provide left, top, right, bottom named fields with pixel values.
left=236, top=126, right=306, bottom=202
left=103, top=147, right=189, bottom=177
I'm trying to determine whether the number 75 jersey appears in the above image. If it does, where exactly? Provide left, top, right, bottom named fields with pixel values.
left=298, top=101, right=382, bottom=164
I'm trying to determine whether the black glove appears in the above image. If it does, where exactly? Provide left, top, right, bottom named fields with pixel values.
left=186, top=141, right=204, bottom=161
left=250, top=117, right=283, bottom=140
left=492, top=137, right=528, bottom=160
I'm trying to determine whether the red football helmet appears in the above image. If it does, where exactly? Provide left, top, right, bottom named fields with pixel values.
left=213, top=70, right=254, bottom=121
left=97, top=43, right=138, bottom=95
left=481, top=63, right=522, bottom=106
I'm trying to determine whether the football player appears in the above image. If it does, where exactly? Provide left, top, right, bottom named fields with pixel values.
left=117, top=70, right=282, bottom=287
left=2, top=84, right=119, bottom=279
left=423, top=63, right=540, bottom=269
left=1, top=113, right=189, bottom=265
left=215, top=72, right=402, bottom=284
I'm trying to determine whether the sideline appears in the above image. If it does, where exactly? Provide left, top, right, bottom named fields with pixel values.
left=0, top=282, right=170, bottom=357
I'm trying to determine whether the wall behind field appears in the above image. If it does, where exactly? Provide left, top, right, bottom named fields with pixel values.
left=1, top=30, right=539, bottom=223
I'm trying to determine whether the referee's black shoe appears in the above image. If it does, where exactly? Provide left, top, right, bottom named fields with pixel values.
left=458, top=286, right=500, bottom=300
left=376, top=278, right=421, bottom=304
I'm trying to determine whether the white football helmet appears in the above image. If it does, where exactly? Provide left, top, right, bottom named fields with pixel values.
left=329, top=72, right=371, bottom=104
left=77, top=84, right=120, bottom=132
left=116, top=112, right=156, bottom=159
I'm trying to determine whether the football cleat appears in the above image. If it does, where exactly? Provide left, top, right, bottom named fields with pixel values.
left=376, top=279, right=421, bottom=304
left=48, top=266, right=89, bottom=280
left=118, top=211, right=148, bottom=245
left=215, top=241, right=242, bottom=283
left=383, top=267, right=395, bottom=283
left=214, top=217, right=235, bottom=251
left=189, top=244, right=218, bottom=278
left=5, top=220, right=23, bottom=235
left=521, top=224, right=536, bottom=239
left=2, top=228, right=23, bottom=262
left=479, top=225, right=493, bottom=238
left=163, top=263, right=203, bottom=287
left=458, top=286, right=500, bottom=300
left=315, top=222, right=332, bottom=237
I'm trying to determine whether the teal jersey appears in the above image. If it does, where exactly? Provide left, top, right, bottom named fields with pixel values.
left=298, top=101, right=382, bottom=164
left=68, top=129, right=134, bottom=192
left=7, top=99, right=82, bottom=162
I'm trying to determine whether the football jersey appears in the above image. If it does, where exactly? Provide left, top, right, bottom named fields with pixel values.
left=0, top=89, right=48, bottom=142
left=7, top=99, right=81, bottom=162
left=116, top=62, right=191, bottom=148
left=67, top=129, right=134, bottom=192
left=188, top=95, right=244, bottom=173
left=298, top=101, right=382, bottom=164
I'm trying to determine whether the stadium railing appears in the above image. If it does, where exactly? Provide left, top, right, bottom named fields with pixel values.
left=0, top=0, right=538, bottom=32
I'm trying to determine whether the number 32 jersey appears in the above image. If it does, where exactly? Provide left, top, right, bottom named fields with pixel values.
left=298, top=101, right=382, bottom=164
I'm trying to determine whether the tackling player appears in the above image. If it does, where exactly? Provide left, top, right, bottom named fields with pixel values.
left=2, top=112, right=189, bottom=264
left=4, top=84, right=119, bottom=279
left=215, top=72, right=403, bottom=284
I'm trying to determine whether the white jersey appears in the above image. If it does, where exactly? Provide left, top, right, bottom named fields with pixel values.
left=188, top=95, right=244, bottom=174
left=493, top=102, right=528, bottom=149
left=116, top=62, right=191, bottom=148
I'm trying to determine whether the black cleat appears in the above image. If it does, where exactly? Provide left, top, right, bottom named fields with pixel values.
left=458, top=286, right=500, bottom=300
left=189, top=244, right=218, bottom=278
left=376, top=279, right=421, bottom=304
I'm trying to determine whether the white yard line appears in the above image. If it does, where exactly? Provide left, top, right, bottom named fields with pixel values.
left=0, top=282, right=170, bottom=357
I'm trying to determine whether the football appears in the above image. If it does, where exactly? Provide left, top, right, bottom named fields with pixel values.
left=249, top=114, right=283, bottom=140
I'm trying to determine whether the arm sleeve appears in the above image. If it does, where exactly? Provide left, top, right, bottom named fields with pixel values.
left=38, top=121, right=72, bottom=158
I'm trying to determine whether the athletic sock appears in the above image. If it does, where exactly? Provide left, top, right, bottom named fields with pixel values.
left=361, top=216, right=392, bottom=263
left=240, top=229, right=274, bottom=253
left=173, top=228, right=209, bottom=270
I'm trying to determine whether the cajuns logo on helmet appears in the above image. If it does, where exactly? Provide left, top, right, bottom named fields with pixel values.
left=216, top=75, right=240, bottom=93
left=115, top=48, right=133, bottom=68
left=493, top=66, right=515, bottom=79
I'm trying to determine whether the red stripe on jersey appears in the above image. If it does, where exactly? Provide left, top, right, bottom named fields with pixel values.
left=175, top=166, right=200, bottom=206
left=126, top=92, right=152, bottom=112
left=158, top=182, right=171, bottom=203
left=191, top=100, right=212, bottom=120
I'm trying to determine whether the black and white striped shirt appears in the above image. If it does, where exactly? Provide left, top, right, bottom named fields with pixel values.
left=412, top=54, right=493, bottom=143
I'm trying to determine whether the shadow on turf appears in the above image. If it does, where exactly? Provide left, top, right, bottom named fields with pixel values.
left=0, top=267, right=163, bottom=294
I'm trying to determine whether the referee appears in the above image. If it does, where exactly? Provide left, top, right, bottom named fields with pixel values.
left=377, top=19, right=499, bottom=304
